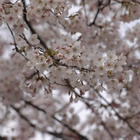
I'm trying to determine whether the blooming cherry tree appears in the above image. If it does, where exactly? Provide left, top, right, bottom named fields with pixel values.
left=0, top=0, right=140, bottom=140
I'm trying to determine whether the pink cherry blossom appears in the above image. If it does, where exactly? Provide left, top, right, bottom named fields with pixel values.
left=0, top=0, right=140, bottom=140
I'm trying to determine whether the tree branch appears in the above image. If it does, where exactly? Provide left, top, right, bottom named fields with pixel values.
left=25, top=101, right=88, bottom=140
left=94, top=89, right=140, bottom=135
left=21, top=0, right=49, bottom=50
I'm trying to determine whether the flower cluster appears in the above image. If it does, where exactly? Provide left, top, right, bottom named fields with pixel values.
left=0, top=54, right=25, bottom=105
left=0, top=0, right=140, bottom=140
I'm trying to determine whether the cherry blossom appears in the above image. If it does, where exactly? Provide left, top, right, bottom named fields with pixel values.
left=0, top=0, right=140, bottom=140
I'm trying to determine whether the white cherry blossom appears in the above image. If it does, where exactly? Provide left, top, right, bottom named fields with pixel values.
left=0, top=0, right=140, bottom=140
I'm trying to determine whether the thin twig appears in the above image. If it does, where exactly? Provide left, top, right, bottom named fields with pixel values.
left=7, top=23, right=28, bottom=60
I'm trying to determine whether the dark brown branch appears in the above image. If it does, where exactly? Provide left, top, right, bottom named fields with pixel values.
left=21, top=0, right=49, bottom=50
left=0, top=136, right=8, bottom=140
left=101, top=121, right=114, bottom=140
left=11, top=105, right=76, bottom=139
left=125, top=111, right=140, bottom=120
left=88, top=8, right=100, bottom=26
left=88, top=0, right=111, bottom=27
left=88, top=0, right=103, bottom=26
left=11, top=105, right=35, bottom=128
left=94, top=89, right=140, bottom=135
left=52, top=116, right=88, bottom=140
left=25, top=101, right=88, bottom=140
